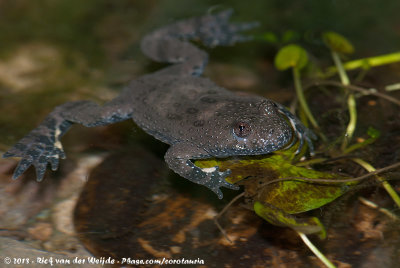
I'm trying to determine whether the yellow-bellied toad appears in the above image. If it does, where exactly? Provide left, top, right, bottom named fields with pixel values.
left=4, top=10, right=315, bottom=199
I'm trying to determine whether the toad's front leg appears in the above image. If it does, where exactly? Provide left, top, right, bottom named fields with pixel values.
left=164, top=142, right=239, bottom=199
left=3, top=96, right=134, bottom=181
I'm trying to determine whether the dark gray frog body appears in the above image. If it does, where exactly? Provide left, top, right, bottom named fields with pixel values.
left=4, top=10, right=315, bottom=199
left=128, top=74, right=292, bottom=154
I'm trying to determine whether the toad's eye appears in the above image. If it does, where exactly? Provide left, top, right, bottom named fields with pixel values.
left=233, top=122, right=251, bottom=138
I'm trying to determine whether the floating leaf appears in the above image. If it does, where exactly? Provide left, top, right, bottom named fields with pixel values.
left=274, top=44, right=308, bottom=71
left=322, top=31, right=354, bottom=54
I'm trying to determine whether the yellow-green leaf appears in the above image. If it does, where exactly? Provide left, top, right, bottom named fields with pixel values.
left=195, top=146, right=357, bottom=214
left=322, top=31, right=354, bottom=54
left=254, top=201, right=326, bottom=239
left=274, top=44, right=308, bottom=71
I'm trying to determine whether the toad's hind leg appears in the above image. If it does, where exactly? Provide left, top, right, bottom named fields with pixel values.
left=140, top=9, right=258, bottom=76
left=3, top=94, right=134, bottom=181
left=274, top=103, right=317, bottom=154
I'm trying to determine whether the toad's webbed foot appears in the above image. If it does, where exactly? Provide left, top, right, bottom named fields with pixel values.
left=192, top=9, right=259, bottom=47
left=141, top=9, right=258, bottom=77
left=292, top=122, right=317, bottom=155
left=165, top=142, right=239, bottom=199
left=199, top=166, right=239, bottom=199
left=275, top=103, right=317, bottom=154
left=3, top=120, right=71, bottom=180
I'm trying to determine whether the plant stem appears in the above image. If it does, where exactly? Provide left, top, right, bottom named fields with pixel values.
left=292, top=68, right=320, bottom=130
left=214, top=192, right=245, bottom=243
left=331, top=52, right=350, bottom=86
left=341, top=94, right=357, bottom=151
left=297, top=231, right=336, bottom=268
left=359, top=197, right=399, bottom=220
left=343, top=136, right=374, bottom=154
left=326, top=51, right=400, bottom=76
left=385, top=83, right=400, bottom=91
left=306, top=81, right=400, bottom=106
left=352, top=158, right=400, bottom=209
left=331, top=51, right=357, bottom=151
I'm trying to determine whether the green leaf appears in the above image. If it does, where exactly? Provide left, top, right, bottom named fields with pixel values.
left=367, top=126, right=380, bottom=139
left=322, top=31, right=354, bottom=54
left=195, top=146, right=356, bottom=214
left=254, top=201, right=326, bottom=239
left=274, top=44, right=308, bottom=71
left=196, top=146, right=358, bottom=238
